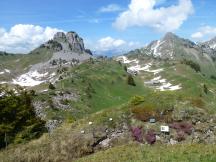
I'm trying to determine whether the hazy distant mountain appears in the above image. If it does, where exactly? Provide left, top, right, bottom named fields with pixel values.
left=202, top=36, right=216, bottom=50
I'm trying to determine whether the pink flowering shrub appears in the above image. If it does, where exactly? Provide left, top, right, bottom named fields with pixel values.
left=176, top=131, right=186, bottom=142
left=145, top=129, right=156, bottom=145
left=170, top=122, right=193, bottom=135
left=131, top=127, right=143, bottom=142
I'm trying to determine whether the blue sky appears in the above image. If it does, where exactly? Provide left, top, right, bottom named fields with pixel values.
left=0, top=0, right=216, bottom=54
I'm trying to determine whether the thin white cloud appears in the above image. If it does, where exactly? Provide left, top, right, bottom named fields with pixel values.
left=191, top=26, right=216, bottom=40
left=97, top=37, right=126, bottom=50
left=86, top=36, right=143, bottom=55
left=113, top=0, right=194, bottom=32
left=0, top=24, right=64, bottom=53
left=99, top=4, right=123, bottom=13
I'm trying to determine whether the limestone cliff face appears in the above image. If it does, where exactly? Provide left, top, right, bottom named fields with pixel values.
left=27, top=31, right=92, bottom=73
left=66, top=32, right=85, bottom=52
left=52, top=31, right=90, bottom=54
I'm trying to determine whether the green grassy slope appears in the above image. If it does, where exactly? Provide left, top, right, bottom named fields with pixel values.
left=76, top=144, right=216, bottom=162
left=56, top=59, right=151, bottom=113
left=0, top=47, right=53, bottom=73
left=32, top=57, right=216, bottom=123
left=1, top=58, right=216, bottom=161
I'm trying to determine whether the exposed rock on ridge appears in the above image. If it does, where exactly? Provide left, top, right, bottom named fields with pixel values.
left=52, top=31, right=91, bottom=55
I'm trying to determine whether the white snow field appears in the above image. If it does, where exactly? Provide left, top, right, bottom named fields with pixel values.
left=12, top=70, right=49, bottom=87
left=0, top=69, right=11, bottom=75
left=116, top=56, right=182, bottom=91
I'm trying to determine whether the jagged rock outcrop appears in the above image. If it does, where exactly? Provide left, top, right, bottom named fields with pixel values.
left=202, top=37, right=216, bottom=50
left=66, top=32, right=85, bottom=52
left=53, top=32, right=66, bottom=40
left=52, top=31, right=88, bottom=54
left=28, top=31, right=92, bottom=72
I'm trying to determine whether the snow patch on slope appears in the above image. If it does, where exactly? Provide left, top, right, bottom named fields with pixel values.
left=115, top=55, right=181, bottom=91
left=12, top=70, right=49, bottom=87
left=146, top=75, right=182, bottom=91
left=116, top=56, right=138, bottom=64
left=0, top=69, right=11, bottom=75
left=0, top=82, right=7, bottom=84
left=210, top=43, right=216, bottom=49
left=5, top=69, right=10, bottom=73
left=151, top=40, right=165, bottom=57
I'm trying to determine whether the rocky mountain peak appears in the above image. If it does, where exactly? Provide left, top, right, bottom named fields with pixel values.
left=44, top=31, right=91, bottom=55
left=66, top=31, right=85, bottom=52
left=53, top=32, right=66, bottom=40
left=143, top=33, right=200, bottom=60
left=162, top=32, right=179, bottom=42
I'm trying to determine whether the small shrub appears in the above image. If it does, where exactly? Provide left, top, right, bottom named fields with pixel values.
left=127, top=74, right=136, bottom=86
left=203, top=84, right=208, bottom=94
left=181, top=59, right=201, bottom=72
left=170, top=122, right=193, bottom=135
left=47, top=40, right=62, bottom=51
left=118, top=61, right=122, bottom=66
left=131, top=127, right=143, bottom=142
left=175, top=131, right=186, bottom=142
left=131, top=105, right=157, bottom=122
left=210, top=75, right=216, bottom=80
left=89, top=57, right=94, bottom=64
left=130, top=95, right=145, bottom=106
left=59, top=76, right=63, bottom=80
left=60, top=99, right=70, bottom=105
left=30, top=90, right=36, bottom=96
left=145, top=129, right=156, bottom=145
left=124, top=65, right=127, bottom=72
left=190, top=97, right=204, bottom=108
left=48, top=99, right=55, bottom=109
left=49, top=83, right=56, bottom=90
left=211, top=56, right=216, bottom=62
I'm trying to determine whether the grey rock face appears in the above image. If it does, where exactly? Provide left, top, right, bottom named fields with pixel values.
left=53, top=32, right=66, bottom=40
left=66, top=32, right=85, bottom=53
left=46, top=31, right=91, bottom=55
left=46, top=120, right=62, bottom=133
left=85, top=49, right=93, bottom=55
left=30, top=31, right=92, bottom=72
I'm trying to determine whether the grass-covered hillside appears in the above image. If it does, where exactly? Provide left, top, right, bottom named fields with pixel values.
left=0, top=55, right=216, bottom=161
left=1, top=55, right=216, bottom=161
left=32, top=58, right=150, bottom=122
left=76, top=144, right=216, bottom=162
left=0, top=47, right=53, bottom=73
left=1, top=95, right=216, bottom=161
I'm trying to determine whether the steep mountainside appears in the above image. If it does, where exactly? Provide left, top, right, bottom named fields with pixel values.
left=0, top=31, right=92, bottom=87
left=202, top=36, right=216, bottom=49
left=127, top=32, right=216, bottom=76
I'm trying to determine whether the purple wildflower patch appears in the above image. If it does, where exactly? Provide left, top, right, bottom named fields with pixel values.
left=170, top=122, right=193, bottom=135
left=131, top=127, right=143, bottom=142
left=145, top=129, right=156, bottom=145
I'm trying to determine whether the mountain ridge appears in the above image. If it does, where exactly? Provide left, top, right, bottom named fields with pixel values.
left=0, top=31, right=92, bottom=87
